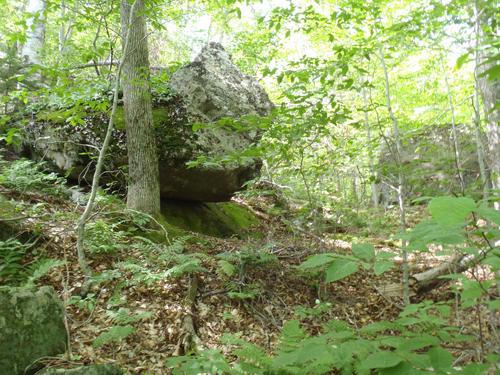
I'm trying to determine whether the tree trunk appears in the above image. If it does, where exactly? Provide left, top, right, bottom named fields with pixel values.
left=472, top=1, right=490, bottom=202
left=378, top=47, right=410, bottom=305
left=22, top=0, right=47, bottom=65
left=476, top=0, right=500, bottom=209
left=75, top=0, right=138, bottom=293
left=442, top=63, right=465, bottom=194
left=362, top=88, right=379, bottom=208
left=120, top=0, right=161, bottom=217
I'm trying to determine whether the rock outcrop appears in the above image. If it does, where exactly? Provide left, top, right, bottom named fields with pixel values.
left=24, top=43, right=273, bottom=201
left=0, top=286, right=67, bottom=374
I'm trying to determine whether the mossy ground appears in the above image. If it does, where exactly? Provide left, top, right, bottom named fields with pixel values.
left=160, top=200, right=259, bottom=238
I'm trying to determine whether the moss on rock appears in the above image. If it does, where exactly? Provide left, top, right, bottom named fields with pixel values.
left=160, top=200, right=258, bottom=238
left=0, top=286, right=67, bottom=375
left=112, top=106, right=171, bottom=131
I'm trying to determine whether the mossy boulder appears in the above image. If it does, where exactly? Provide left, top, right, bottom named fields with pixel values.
left=37, top=364, right=123, bottom=375
left=0, top=286, right=67, bottom=375
left=161, top=200, right=258, bottom=238
left=23, top=43, right=273, bottom=202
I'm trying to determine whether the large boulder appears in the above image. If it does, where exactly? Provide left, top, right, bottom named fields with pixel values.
left=0, top=286, right=67, bottom=375
left=23, top=43, right=273, bottom=201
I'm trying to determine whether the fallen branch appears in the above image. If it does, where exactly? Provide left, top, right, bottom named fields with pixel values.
left=410, top=248, right=495, bottom=294
left=410, top=254, right=468, bottom=293
left=378, top=250, right=494, bottom=299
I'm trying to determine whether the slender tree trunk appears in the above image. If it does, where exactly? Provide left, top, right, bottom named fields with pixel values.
left=378, top=47, right=410, bottom=306
left=22, top=0, right=46, bottom=66
left=442, top=65, right=465, bottom=194
left=473, top=2, right=490, bottom=202
left=120, top=0, right=161, bottom=217
left=75, top=1, right=137, bottom=292
left=362, top=88, right=379, bottom=208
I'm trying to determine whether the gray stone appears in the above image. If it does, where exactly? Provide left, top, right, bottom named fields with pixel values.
left=0, top=286, right=67, bottom=375
left=37, top=364, right=123, bottom=375
left=24, top=43, right=273, bottom=202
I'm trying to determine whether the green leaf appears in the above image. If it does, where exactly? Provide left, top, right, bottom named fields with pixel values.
left=459, top=363, right=490, bottom=375
left=488, top=299, right=500, bottom=310
left=428, top=347, right=453, bottom=372
left=404, top=220, right=465, bottom=250
left=428, top=197, right=475, bottom=226
left=374, top=260, right=394, bottom=275
left=360, top=321, right=396, bottom=333
left=298, top=253, right=335, bottom=271
left=361, top=351, right=402, bottom=369
left=379, top=362, right=420, bottom=375
left=352, top=243, right=375, bottom=261
left=398, top=335, right=439, bottom=351
left=482, top=254, right=500, bottom=270
left=325, top=259, right=358, bottom=283
left=455, top=52, right=470, bottom=69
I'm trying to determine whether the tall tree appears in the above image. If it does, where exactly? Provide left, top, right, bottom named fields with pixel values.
left=120, top=0, right=161, bottom=216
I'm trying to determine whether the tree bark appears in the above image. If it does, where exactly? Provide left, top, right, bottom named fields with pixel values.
left=442, top=64, right=465, bottom=194
left=476, top=0, right=500, bottom=209
left=362, top=88, right=379, bottom=208
left=120, top=0, right=161, bottom=217
left=472, top=2, right=490, bottom=202
left=22, top=0, right=47, bottom=65
left=378, top=47, right=410, bottom=305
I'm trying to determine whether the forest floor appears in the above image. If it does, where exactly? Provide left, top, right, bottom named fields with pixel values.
left=0, top=182, right=496, bottom=374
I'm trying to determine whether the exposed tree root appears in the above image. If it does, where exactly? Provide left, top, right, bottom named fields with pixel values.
left=174, top=274, right=203, bottom=356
